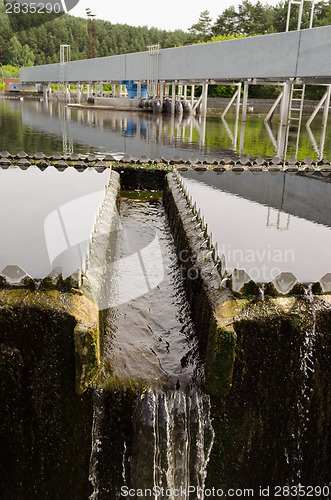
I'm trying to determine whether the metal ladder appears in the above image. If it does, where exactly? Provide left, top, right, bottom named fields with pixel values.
left=284, top=83, right=305, bottom=158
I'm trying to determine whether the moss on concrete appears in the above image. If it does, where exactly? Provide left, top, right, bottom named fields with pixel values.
left=0, top=289, right=96, bottom=498
left=0, top=289, right=100, bottom=393
left=205, top=326, right=237, bottom=396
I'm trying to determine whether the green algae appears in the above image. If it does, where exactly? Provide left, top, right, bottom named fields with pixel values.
left=206, top=326, right=237, bottom=396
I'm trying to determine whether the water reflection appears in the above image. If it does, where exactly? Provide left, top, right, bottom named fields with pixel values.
left=1, top=99, right=330, bottom=161
left=0, top=166, right=110, bottom=279
left=181, top=170, right=331, bottom=284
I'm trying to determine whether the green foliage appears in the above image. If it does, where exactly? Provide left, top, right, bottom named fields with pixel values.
left=0, top=1, right=194, bottom=67
left=0, top=64, right=20, bottom=90
left=212, top=0, right=330, bottom=36
left=189, top=10, right=213, bottom=41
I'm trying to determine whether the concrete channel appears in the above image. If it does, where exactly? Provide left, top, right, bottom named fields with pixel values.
left=0, top=161, right=330, bottom=496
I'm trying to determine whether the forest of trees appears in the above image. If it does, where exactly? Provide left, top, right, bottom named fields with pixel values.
left=0, top=0, right=330, bottom=96
left=0, top=1, right=195, bottom=66
left=0, top=0, right=330, bottom=67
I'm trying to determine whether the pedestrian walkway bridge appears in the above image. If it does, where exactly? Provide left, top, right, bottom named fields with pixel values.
left=20, top=26, right=331, bottom=85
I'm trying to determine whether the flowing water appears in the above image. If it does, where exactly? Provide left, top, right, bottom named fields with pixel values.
left=1, top=97, right=330, bottom=496
left=88, top=196, right=214, bottom=499
left=293, top=287, right=317, bottom=482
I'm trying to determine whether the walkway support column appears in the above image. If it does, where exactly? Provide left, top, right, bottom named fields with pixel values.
left=239, top=80, right=249, bottom=155
left=201, top=80, right=209, bottom=116
left=277, top=80, right=291, bottom=158
left=77, top=82, right=81, bottom=104
left=172, top=82, right=176, bottom=115
left=160, top=81, right=164, bottom=108
left=191, top=85, right=195, bottom=107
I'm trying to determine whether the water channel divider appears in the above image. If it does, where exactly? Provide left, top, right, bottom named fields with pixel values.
left=1, top=158, right=331, bottom=298
left=1, top=150, right=331, bottom=171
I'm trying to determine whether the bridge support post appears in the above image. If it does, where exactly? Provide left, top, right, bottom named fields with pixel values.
left=172, top=82, right=176, bottom=114
left=77, top=82, right=81, bottom=104
left=160, top=81, right=164, bottom=108
left=201, top=81, right=209, bottom=116
left=239, top=81, right=249, bottom=155
left=277, top=80, right=291, bottom=158
left=191, top=85, right=195, bottom=108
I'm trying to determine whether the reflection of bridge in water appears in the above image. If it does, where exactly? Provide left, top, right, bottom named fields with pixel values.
left=14, top=98, right=331, bottom=161
left=18, top=100, right=213, bottom=160
left=20, top=26, right=331, bottom=160
left=182, top=169, right=331, bottom=228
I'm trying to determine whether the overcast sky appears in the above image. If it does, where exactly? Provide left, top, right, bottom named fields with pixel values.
left=69, top=0, right=279, bottom=32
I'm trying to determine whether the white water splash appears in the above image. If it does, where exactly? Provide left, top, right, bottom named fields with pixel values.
left=136, top=388, right=215, bottom=500
left=294, top=286, right=316, bottom=482
left=89, top=390, right=104, bottom=500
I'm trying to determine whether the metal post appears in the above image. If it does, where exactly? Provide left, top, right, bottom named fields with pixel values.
left=222, top=84, right=241, bottom=118
left=286, top=1, right=291, bottom=32
left=239, top=81, right=249, bottom=155
left=265, top=88, right=284, bottom=123
left=201, top=81, right=209, bottom=116
left=277, top=81, right=291, bottom=158
left=172, top=82, right=176, bottom=115
left=297, top=0, right=304, bottom=30
left=200, top=113, right=206, bottom=149
left=241, top=80, right=249, bottom=123
left=307, top=86, right=330, bottom=127
left=322, top=85, right=331, bottom=129
left=77, top=82, right=81, bottom=104
left=234, top=82, right=242, bottom=148
left=160, top=81, right=164, bottom=108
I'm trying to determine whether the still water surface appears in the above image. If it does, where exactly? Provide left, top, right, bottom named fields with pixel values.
left=0, top=99, right=330, bottom=161
left=182, top=170, right=331, bottom=286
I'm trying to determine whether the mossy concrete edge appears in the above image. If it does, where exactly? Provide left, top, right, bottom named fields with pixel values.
left=164, top=173, right=236, bottom=396
left=0, top=288, right=100, bottom=394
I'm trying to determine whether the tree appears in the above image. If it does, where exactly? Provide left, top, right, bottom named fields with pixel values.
left=19, top=44, right=35, bottom=66
left=189, top=10, right=213, bottom=41
left=213, top=1, right=275, bottom=36
left=7, top=36, right=22, bottom=65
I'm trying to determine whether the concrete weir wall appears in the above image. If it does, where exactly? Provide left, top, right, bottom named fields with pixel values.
left=0, top=169, right=121, bottom=499
left=164, top=173, right=236, bottom=395
left=164, top=172, right=331, bottom=488
left=0, top=290, right=95, bottom=498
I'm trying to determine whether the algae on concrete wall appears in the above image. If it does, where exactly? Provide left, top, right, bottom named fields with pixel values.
left=0, top=289, right=100, bottom=499
left=207, top=297, right=331, bottom=490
